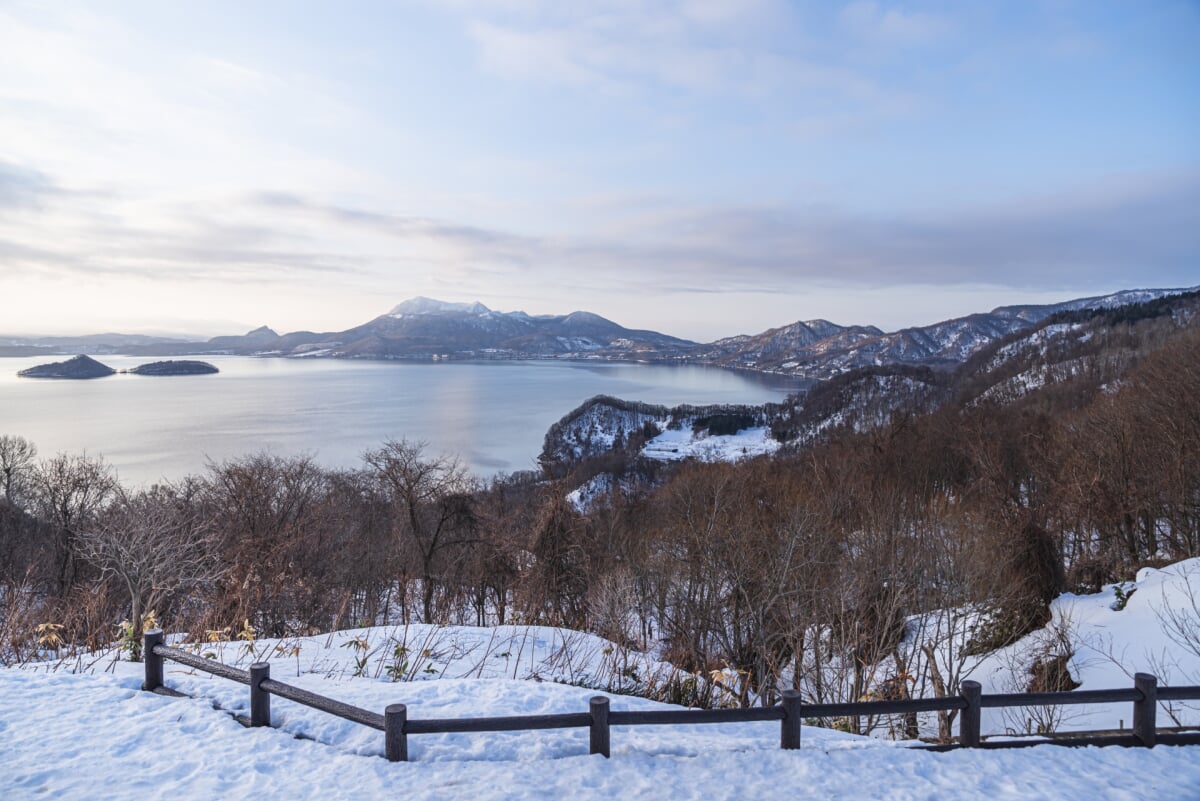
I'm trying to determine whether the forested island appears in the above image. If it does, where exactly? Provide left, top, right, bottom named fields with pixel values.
left=17, top=355, right=115, bottom=379
left=127, top=360, right=219, bottom=376
left=17, top=356, right=218, bottom=379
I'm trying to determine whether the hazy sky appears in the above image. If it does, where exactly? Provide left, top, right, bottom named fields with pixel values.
left=1, top=1, right=1197, bottom=341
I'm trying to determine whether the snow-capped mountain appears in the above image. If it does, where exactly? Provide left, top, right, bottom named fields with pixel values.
left=777, top=288, right=1200, bottom=447
left=692, top=287, right=1199, bottom=379
left=182, top=298, right=695, bottom=359
left=387, top=297, right=492, bottom=317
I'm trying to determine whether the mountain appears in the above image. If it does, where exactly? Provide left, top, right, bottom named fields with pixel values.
left=11, top=287, right=1197, bottom=374
left=0, top=332, right=189, bottom=356
left=691, top=286, right=1199, bottom=379
left=777, top=288, right=1200, bottom=448
left=206, top=326, right=280, bottom=350
left=541, top=289, right=1200, bottom=478
left=178, top=299, right=695, bottom=360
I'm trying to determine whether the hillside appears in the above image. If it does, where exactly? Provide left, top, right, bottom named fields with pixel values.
left=6, top=561, right=1200, bottom=800
left=4, top=289, right=1200, bottom=795
left=538, top=290, right=1200, bottom=476
left=688, top=287, right=1198, bottom=379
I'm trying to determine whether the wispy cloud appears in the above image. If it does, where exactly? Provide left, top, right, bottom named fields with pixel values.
left=453, top=1, right=878, bottom=100
left=246, top=170, right=1200, bottom=296
left=0, top=161, right=57, bottom=208
left=839, top=1, right=952, bottom=47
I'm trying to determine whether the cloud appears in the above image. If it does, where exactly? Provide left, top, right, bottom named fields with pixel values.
left=7, top=152, right=1195, bottom=303
left=0, top=161, right=56, bottom=208
left=0, top=184, right=370, bottom=285
left=839, top=1, right=951, bottom=47
left=452, top=1, right=857, bottom=99
left=249, top=171, right=1200, bottom=296
left=613, top=173, right=1200, bottom=291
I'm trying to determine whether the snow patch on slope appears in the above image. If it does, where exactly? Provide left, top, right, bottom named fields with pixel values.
left=642, top=426, right=779, bottom=462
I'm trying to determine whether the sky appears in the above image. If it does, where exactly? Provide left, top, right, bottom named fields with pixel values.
left=0, top=0, right=1197, bottom=342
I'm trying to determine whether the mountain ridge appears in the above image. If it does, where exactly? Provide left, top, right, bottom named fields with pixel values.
left=4, top=287, right=1196, bottom=377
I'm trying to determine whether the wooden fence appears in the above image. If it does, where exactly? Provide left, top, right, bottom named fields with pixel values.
left=141, top=630, right=1200, bottom=761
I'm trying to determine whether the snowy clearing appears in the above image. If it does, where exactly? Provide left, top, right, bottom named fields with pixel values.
left=642, top=425, right=779, bottom=462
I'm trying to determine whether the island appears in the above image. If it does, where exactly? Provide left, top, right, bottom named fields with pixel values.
left=18, top=354, right=116, bottom=379
left=127, top=360, right=219, bottom=376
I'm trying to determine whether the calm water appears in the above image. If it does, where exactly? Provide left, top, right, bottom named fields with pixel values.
left=0, top=356, right=801, bottom=486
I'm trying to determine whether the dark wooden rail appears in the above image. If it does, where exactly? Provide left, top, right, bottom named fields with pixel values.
left=141, top=630, right=1200, bottom=762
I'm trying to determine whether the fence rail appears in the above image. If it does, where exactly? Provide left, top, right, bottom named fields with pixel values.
left=141, top=630, right=1200, bottom=762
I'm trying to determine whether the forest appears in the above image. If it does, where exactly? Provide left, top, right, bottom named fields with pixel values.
left=2, top=294, right=1198, bottom=739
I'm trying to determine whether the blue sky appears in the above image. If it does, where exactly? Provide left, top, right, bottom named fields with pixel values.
left=0, top=0, right=1196, bottom=340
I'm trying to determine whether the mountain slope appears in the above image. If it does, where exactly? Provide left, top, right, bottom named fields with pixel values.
left=693, top=286, right=1198, bottom=379
left=779, top=289, right=1200, bottom=448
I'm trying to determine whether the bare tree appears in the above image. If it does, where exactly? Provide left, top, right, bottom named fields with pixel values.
left=78, top=485, right=224, bottom=651
left=364, top=440, right=477, bottom=623
left=0, top=435, right=37, bottom=507
left=34, top=452, right=115, bottom=592
left=202, top=453, right=327, bottom=635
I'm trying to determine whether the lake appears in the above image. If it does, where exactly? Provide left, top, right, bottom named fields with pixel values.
left=0, top=356, right=802, bottom=486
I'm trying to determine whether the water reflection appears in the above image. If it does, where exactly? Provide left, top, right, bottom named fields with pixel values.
left=0, top=356, right=801, bottom=486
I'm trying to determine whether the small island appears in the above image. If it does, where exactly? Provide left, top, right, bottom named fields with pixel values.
left=18, top=354, right=116, bottom=379
left=128, top=360, right=219, bottom=376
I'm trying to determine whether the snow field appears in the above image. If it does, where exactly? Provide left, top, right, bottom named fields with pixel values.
left=3, top=667, right=1199, bottom=800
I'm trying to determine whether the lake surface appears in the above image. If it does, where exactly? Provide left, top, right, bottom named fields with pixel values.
left=0, top=356, right=801, bottom=486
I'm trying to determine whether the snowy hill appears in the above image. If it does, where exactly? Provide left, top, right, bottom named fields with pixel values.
left=692, top=286, right=1199, bottom=379
left=7, top=561, right=1200, bottom=800
left=539, top=395, right=782, bottom=472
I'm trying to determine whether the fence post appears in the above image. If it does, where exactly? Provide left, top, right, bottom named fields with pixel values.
left=1133, top=673, right=1157, bottom=748
left=959, top=681, right=982, bottom=748
left=143, top=629, right=164, bottom=691
left=250, top=662, right=271, bottom=728
left=590, top=696, right=610, bottom=758
left=781, top=690, right=802, bottom=750
left=385, top=704, right=408, bottom=762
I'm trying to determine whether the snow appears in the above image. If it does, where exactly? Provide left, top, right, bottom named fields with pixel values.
left=389, top=297, right=491, bottom=317
left=853, top=559, right=1200, bottom=740
left=7, top=567, right=1200, bottom=799
left=642, top=425, right=779, bottom=462
left=4, top=665, right=1199, bottom=800
left=567, top=473, right=617, bottom=513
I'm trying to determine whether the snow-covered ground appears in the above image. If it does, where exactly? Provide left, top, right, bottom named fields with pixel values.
left=6, top=565, right=1200, bottom=799
left=5, top=664, right=1200, bottom=800
left=642, top=425, right=779, bottom=462
left=941, top=559, right=1200, bottom=735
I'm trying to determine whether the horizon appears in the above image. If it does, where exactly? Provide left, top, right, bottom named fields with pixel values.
left=4, top=283, right=1200, bottom=344
left=1, top=2, right=1197, bottom=341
